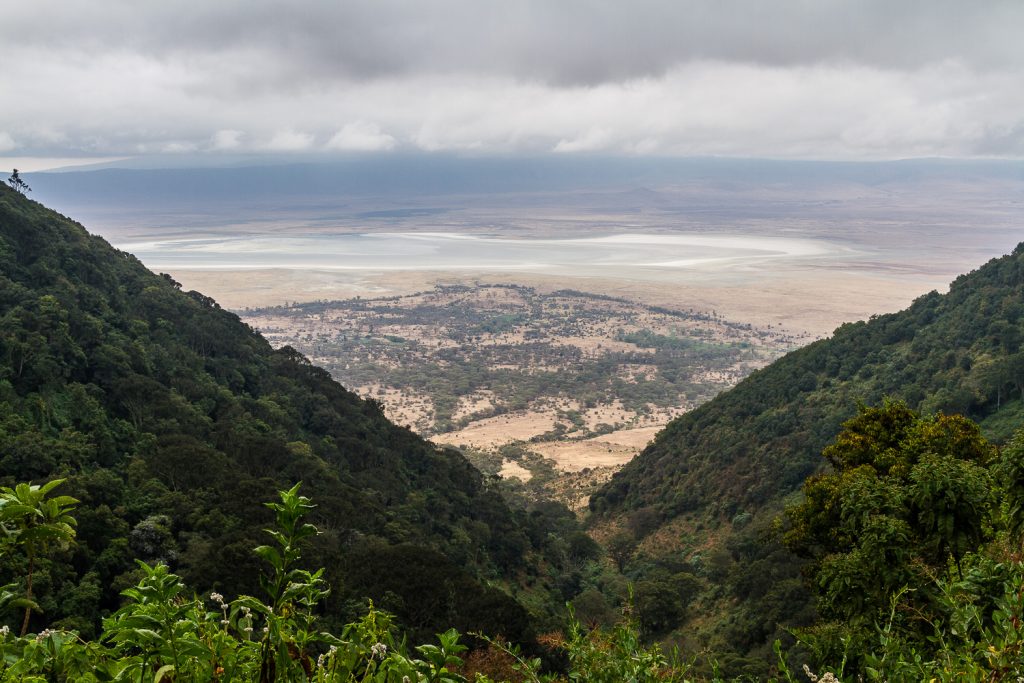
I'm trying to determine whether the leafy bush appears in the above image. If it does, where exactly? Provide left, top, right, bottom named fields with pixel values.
left=0, top=482, right=719, bottom=682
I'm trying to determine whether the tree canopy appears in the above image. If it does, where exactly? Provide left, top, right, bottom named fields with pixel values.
left=5, top=170, right=29, bottom=195
left=782, top=401, right=1021, bottom=671
left=0, top=184, right=581, bottom=643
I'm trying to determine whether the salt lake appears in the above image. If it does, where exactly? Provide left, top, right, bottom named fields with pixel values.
left=119, top=231, right=837, bottom=273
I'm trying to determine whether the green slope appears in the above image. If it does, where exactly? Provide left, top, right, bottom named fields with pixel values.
left=587, top=242, right=1024, bottom=672
left=592, top=243, right=1024, bottom=520
left=0, top=186, right=559, bottom=642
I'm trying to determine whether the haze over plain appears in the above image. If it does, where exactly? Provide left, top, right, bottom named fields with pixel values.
left=3, top=2, right=1024, bottom=334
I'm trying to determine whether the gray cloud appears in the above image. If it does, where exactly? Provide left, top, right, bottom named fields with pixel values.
left=6, top=1, right=1023, bottom=84
left=2, top=1, right=1023, bottom=161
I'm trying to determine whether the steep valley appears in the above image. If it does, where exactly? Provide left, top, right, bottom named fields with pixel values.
left=6, top=184, right=1024, bottom=678
left=242, top=285, right=804, bottom=507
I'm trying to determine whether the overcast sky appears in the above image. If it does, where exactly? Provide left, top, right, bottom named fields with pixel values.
left=3, top=1, right=1024, bottom=168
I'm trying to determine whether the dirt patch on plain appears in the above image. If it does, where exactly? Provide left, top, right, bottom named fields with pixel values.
left=432, top=410, right=559, bottom=449
left=597, top=425, right=663, bottom=449
left=531, top=425, right=662, bottom=472
left=356, top=383, right=434, bottom=431
left=498, top=459, right=533, bottom=482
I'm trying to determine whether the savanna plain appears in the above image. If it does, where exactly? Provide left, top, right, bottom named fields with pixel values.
left=70, top=173, right=1024, bottom=504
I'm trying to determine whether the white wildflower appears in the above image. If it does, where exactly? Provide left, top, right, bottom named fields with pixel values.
left=210, top=592, right=224, bottom=604
left=221, top=618, right=230, bottom=626
left=370, top=642, right=387, bottom=659
left=0, top=625, right=8, bottom=638
left=803, top=666, right=839, bottom=683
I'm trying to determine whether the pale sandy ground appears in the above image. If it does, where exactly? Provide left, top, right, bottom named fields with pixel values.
left=580, top=400, right=633, bottom=430
left=498, top=459, right=533, bottom=482
left=361, top=383, right=434, bottom=431
left=433, top=414, right=663, bottom=473
left=595, top=425, right=664, bottom=449
left=531, top=426, right=663, bottom=472
left=431, top=411, right=558, bottom=449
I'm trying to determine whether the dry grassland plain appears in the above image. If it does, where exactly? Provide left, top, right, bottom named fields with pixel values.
left=241, top=281, right=800, bottom=480
left=120, top=179, right=1024, bottom=483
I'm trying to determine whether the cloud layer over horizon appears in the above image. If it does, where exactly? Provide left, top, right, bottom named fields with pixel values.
left=3, top=1, right=1024, bottom=163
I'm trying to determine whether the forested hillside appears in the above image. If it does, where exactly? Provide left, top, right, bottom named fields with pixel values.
left=593, top=242, right=1024, bottom=517
left=9, top=182, right=1024, bottom=678
left=0, top=185, right=574, bottom=643
left=588, top=239, right=1024, bottom=669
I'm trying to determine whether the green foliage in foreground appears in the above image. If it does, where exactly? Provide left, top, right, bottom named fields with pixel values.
left=774, top=556, right=1024, bottom=682
left=4, top=478, right=1024, bottom=681
left=589, top=241, right=1024, bottom=669
left=6, top=418, right=1024, bottom=681
left=0, top=479, right=78, bottom=636
left=786, top=402, right=997, bottom=629
left=0, top=482, right=709, bottom=682
left=0, top=185, right=571, bottom=642
left=780, top=407, right=1024, bottom=680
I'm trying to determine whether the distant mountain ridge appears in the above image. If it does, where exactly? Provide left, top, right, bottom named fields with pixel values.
left=0, top=185, right=562, bottom=641
left=27, top=155, right=1024, bottom=212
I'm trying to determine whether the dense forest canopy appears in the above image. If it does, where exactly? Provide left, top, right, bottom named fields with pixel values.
left=3, top=409, right=1024, bottom=681
left=584, top=237, right=1024, bottom=671
left=0, top=184, right=587, bottom=644
left=593, top=239, right=1024, bottom=517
